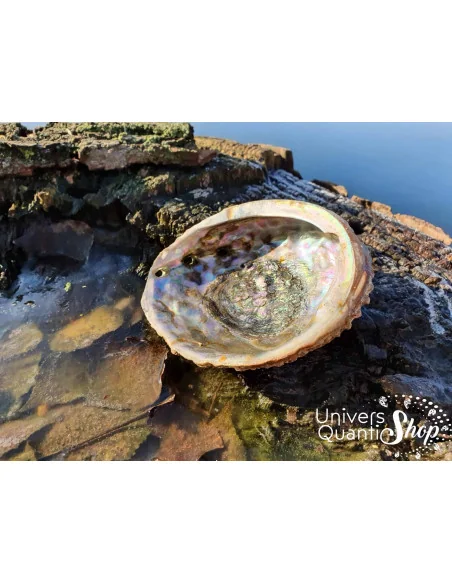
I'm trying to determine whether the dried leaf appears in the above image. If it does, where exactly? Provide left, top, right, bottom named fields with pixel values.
left=87, top=339, right=167, bottom=411
left=149, top=403, right=223, bottom=461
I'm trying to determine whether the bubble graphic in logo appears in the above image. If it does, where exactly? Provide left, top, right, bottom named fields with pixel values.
left=375, top=393, right=452, bottom=460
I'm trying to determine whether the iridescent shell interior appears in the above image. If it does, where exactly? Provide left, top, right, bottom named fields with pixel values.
left=141, top=200, right=373, bottom=369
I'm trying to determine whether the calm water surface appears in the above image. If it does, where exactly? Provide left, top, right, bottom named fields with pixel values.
left=193, top=123, right=452, bottom=237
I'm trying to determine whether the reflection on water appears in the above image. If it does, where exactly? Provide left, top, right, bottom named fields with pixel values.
left=192, top=122, right=452, bottom=237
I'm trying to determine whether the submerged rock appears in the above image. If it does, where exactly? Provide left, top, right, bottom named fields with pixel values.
left=49, top=305, right=124, bottom=352
left=0, top=406, right=67, bottom=458
left=24, top=352, right=91, bottom=410
left=0, top=323, right=43, bottom=361
left=208, top=404, right=247, bottom=461
left=7, top=442, right=37, bottom=461
left=87, top=339, right=167, bottom=411
left=14, top=220, right=94, bottom=262
left=35, top=405, right=152, bottom=461
left=0, top=352, right=42, bottom=417
left=148, top=403, right=224, bottom=461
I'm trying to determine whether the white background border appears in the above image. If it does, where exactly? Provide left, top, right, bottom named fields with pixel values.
left=1, top=1, right=451, bottom=582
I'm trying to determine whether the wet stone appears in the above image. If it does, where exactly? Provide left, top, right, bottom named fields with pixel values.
left=148, top=403, right=224, bottom=461
left=0, top=323, right=43, bottom=362
left=49, top=306, right=124, bottom=353
left=14, top=221, right=94, bottom=262
left=23, top=352, right=91, bottom=411
left=0, top=406, right=67, bottom=458
left=0, top=352, right=42, bottom=418
left=35, top=405, right=152, bottom=461
left=6, top=442, right=37, bottom=461
left=87, top=339, right=167, bottom=411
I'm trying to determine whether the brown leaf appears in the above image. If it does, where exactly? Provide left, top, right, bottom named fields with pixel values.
left=87, top=339, right=168, bottom=411
left=149, top=403, right=223, bottom=461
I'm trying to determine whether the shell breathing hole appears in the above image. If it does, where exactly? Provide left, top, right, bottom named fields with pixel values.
left=216, top=246, right=230, bottom=258
left=182, top=254, right=198, bottom=267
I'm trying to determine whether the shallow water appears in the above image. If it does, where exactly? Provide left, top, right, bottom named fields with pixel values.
left=192, top=122, right=452, bottom=237
left=0, top=247, right=168, bottom=460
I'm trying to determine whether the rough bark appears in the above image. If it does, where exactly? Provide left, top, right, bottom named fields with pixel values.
left=0, top=122, right=217, bottom=178
left=195, top=136, right=299, bottom=175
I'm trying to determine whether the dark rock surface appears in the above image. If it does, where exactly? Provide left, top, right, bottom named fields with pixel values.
left=14, top=220, right=94, bottom=262
left=312, top=179, right=348, bottom=197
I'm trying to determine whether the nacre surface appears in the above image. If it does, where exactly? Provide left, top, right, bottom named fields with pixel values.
left=141, top=200, right=373, bottom=369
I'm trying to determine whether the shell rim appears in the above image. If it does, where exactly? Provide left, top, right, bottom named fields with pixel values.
left=141, top=199, right=373, bottom=370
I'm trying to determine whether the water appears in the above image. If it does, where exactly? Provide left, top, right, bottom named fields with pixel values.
left=192, top=123, right=452, bottom=237
left=0, top=246, right=168, bottom=460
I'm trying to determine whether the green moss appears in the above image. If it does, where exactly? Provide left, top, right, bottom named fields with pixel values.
left=231, top=393, right=280, bottom=460
left=62, top=122, right=193, bottom=144
left=0, top=123, right=28, bottom=140
left=168, top=364, right=280, bottom=461
left=18, top=146, right=35, bottom=161
left=87, top=171, right=177, bottom=213
left=273, top=426, right=331, bottom=461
